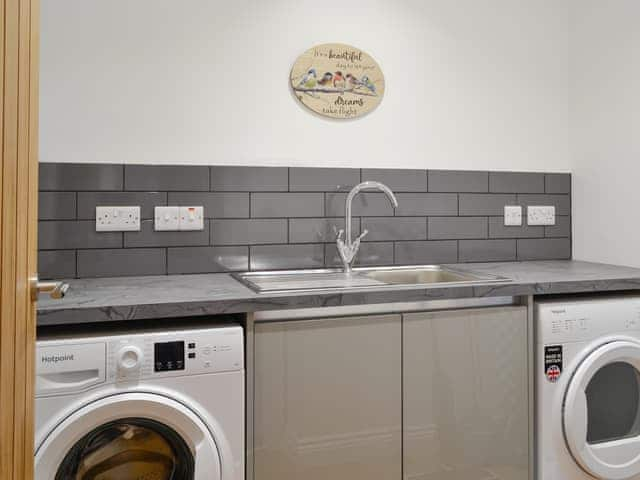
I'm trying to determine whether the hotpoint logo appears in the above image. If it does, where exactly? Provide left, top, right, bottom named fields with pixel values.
left=41, top=353, right=75, bottom=364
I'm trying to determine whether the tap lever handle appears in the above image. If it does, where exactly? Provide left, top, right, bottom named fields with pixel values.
left=356, top=229, right=369, bottom=242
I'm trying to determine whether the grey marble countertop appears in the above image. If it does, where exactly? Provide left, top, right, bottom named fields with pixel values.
left=36, top=260, right=640, bottom=326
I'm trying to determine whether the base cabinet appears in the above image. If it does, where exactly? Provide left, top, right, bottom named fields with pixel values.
left=403, top=306, right=529, bottom=480
left=253, top=306, right=529, bottom=480
left=253, top=314, right=402, bottom=480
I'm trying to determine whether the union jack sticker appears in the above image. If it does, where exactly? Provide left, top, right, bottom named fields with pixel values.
left=546, top=365, right=561, bottom=383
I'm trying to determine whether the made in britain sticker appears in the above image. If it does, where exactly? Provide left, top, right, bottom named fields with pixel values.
left=545, top=345, right=563, bottom=383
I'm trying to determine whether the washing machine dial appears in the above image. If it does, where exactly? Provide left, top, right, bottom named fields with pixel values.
left=117, top=345, right=143, bottom=373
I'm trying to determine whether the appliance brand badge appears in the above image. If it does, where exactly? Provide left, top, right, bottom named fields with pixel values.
left=544, top=345, right=562, bottom=382
left=41, top=353, right=75, bottom=364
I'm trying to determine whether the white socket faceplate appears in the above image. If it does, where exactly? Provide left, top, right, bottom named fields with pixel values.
left=154, top=206, right=180, bottom=231
left=527, top=205, right=556, bottom=226
left=504, top=206, right=523, bottom=226
left=96, top=206, right=140, bottom=231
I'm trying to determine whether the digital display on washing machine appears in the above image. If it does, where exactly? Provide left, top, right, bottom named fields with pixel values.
left=154, top=341, right=185, bottom=372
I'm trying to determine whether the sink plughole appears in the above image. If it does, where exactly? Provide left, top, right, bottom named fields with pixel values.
left=233, top=266, right=511, bottom=293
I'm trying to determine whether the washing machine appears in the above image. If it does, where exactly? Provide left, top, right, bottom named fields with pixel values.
left=537, top=295, right=640, bottom=480
left=34, top=323, right=244, bottom=480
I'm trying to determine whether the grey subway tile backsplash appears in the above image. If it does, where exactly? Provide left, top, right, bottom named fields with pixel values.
left=212, top=219, right=287, bottom=245
left=361, top=168, right=428, bottom=192
left=77, top=248, right=166, bottom=278
left=125, top=165, right=209, bottom=191
left=546, top=216, right=571, bottom=238
left=326, top=192, right=395, bottom=217
left=517, top=238, right=571, bottom=261
left=428, top=217, right=487, bottom=240
left=250, top=244, right=325, bottom=270
left=211, top=166, right=288, bottom=191
left=394, top=193, right=458, bottom=216
left=168, top=192, right=249, bottom=218
left=289, top=167, right=360, bottom=192
left=40, top=163, right=123, bottom=191
left=362, top=217, right=427, bottom=242
left=489, top=172, right=545, bottom=193
left=517, top=194, right=571, bottom=216
left=459, top=239, right=517, bottom=262
left=39, top=192, right=76, bottom=220
left=326, top=242, right=394, bottom=267
left=459, top=194, right=516, bottom=216
left=39, top=221, right=122, bottom=250
left=39, top=250, right=76, bottom=279
left=545, top=173, right=571, bottom=194
left=38, top=164, right=571, bottom=278
left=251, top=193, right=324, bottom=218
left=124, top=220, right=209, bottom=248
left=488, top=217, right=544, bottom=239
left=168, top=246, right=248, bottom=274
left=394, top=241, right=458, bottom=265
left=289, top=218, right=359, bottom=244
left=78, top=192, right=166, bottom=219
left=428, top=170, right=488, bottom=193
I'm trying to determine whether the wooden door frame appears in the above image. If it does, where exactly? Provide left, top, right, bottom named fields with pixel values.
left=0, top=0, right=39, bottom=477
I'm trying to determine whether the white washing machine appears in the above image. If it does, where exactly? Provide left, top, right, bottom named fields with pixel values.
left=537, top=295, right=640, bottom=480
left=34, top=324, right=244, bottom=480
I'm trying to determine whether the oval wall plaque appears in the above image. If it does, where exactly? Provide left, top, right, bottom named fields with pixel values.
left=290, top=43, right=385, bottom=119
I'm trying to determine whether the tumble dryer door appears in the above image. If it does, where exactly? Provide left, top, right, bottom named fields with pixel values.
left=564, top=340, right=640, bottom=480
left=35, top=392, right=221, bottom=480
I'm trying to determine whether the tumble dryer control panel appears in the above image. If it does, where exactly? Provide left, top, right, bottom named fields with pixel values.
left=536, top=296, right=640, bottom=344
left=35, top=325, right=243, bottom=395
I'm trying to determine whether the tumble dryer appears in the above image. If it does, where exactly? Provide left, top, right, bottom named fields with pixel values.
left=537, top=296, right=640, bottom=480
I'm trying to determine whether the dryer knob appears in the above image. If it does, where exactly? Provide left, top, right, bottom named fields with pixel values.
left=117, top=345, right=143, bottom=372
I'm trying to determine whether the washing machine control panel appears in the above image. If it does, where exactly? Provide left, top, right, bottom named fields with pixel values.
left=36, top=325, right=243, bottom=394
left=104, top=326, right=243, bottom=381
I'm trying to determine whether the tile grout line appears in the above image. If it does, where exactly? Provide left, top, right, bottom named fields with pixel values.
left=165, top=247, right=169, bottom=274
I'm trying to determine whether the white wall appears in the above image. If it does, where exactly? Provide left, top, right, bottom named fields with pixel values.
left=40, top=0, right=570, bottom=171
left=570, top=1, right=640, bottom=266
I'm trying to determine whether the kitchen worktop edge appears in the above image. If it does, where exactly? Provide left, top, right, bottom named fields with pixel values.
left=36, top=261, right=640, bottom=326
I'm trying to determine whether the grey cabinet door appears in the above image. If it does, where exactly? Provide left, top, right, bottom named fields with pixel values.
left=254, top=314, right=402, bottom=480
left=403, top=306, right=529, bottom=480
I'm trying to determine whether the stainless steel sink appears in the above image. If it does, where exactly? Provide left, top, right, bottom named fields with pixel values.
left=233, top=265, right=510, bottom=293
left=362, top=266, right=482, bottom=285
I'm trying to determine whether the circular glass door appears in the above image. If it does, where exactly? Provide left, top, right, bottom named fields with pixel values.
left=55, top=418, right=194, bottom=480
left=35, top=392, right=220, bottom=480
left=564, top=341, right=640, bottom=480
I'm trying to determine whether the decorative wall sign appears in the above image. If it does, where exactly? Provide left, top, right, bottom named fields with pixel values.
left=290, top=43, right=385, bottom=119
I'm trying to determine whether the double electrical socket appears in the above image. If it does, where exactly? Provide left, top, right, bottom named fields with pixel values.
left=504, top=205, right=556, bottom=226
left=96, top=206, right=140, bottom=232
left=155, top=206, right=204, bottom=231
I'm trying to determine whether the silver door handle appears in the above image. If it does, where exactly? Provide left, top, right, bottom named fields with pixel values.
left=31, top=277, right=69, bottom=301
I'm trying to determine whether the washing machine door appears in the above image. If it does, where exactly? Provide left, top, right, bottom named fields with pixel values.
left=564, top=340, right=640, bottom=480
left=35, top=392, right=221, bottom=480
